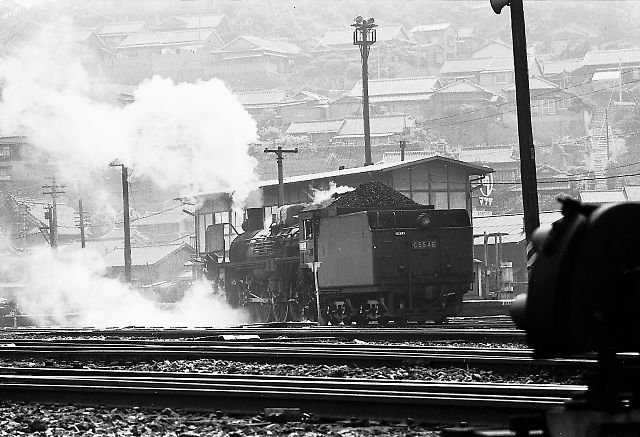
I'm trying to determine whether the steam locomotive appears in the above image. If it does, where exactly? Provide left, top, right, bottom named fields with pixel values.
left=208, top=182, right=474, bottom=325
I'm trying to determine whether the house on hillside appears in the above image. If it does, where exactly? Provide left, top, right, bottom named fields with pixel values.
left=439, top=56, right=542, bottom=94
left=543, top=22, right=599, bottom=55
left=501, top=76, right=587, bottom=143
left=155, top=15, right=232, bottom=41
left=0, top=136, right=55, bottom=199
left=344, top=76, right=440, bottom=120
left=455, top=27, right=482, bottom=58
left=103, top=243, right=194, bottom=290
left=115, top=29, right=224, bottom=56
left=285, top=119, right=344, bottom=145
left=332, top=115, right=414, bottom=146
left=97, top=22, right=149, bottom=47
left=430, top=80, right=503, bottom=116
left=472, top=40, right=513, bottom=58
left=574, top=48, right=640, bottom=86
left=542, top=58, right=583, bottom=88
left=315, top=24, right=414, bottom=53
left=234, top=89, right=289, bottom=120
left=278, top=91, right=330, bottom=125
left=410, top=23, right=455, bottom=68
left=210, top=35, right=301, bottom=86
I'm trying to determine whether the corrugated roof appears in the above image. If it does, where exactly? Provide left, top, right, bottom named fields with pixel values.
left=410, top=23, right=451, bottom=33
left=117, top=29, right=217, bottom=48
left=98, top=22, right=148, bottom=36
left=579, top=190, right=626, bottom=203
left=223, top=35, right=300, bottom=55
left=542, top=58, right=583, bottom=75
left=235, top=89, right=288, bottom=107
left=458, top=146, right=515, bottom=163
left=503, top=75, right=560, bottom=92
left=103, top=243, right=193, bottom=267
left=348, top=76, right=439, bottom=99
left=335, top=116, right=414, bottom=137
left=285, top=119, right=345, bottom=135
left=258, top=155, right=492, bottom=188
left=473, top=211, right=562, bottom=245
left=317, top=24, right=413, bottom=48
left=582, top=48, right=640, bottom=67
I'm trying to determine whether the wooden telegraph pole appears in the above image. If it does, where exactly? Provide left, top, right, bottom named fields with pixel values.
left=264, top=145, right=298, bottom=207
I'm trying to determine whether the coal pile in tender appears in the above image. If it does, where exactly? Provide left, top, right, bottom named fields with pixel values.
left=333, top=182, right=425, bottom=210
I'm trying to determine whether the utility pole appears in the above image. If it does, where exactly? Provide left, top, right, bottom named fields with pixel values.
left=491, top=0, right=540, bottom=240
left=77, top=199, right=86, bottom=249
left=264, top=145, right=298, bottom=207
left=110, top=162, right=132, bottom=283
left=352, top=16, right=377, bottom=166
left=42, top=177, right=65, bottom=250
left=605, top=108, right=610, bottom=160
left=399, top=139, right=406, bottom=162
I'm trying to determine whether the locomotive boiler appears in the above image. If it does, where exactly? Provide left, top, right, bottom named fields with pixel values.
left=215, top=182, right=474, bottom=325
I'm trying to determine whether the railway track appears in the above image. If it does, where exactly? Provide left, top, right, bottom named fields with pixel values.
left=0, top=366, right=583, bottom=426
left=0, top=325, right=524, bottom=342
left=0, top=338, right=629, bottom=374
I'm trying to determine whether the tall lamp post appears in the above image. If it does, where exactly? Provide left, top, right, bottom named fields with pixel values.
left=352, top=16, right=377, bottom=167
left=491, top=0, right=539, bottom=240
left=109, top=162, right=132, bottom=283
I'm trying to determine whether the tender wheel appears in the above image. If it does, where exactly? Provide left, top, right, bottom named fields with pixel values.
left=272, top=300, right=288, bottom=323
left=252, top=303, right=271, bottom=323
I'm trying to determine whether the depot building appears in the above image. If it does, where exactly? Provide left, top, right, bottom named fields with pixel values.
left=188, top=154, right=493, bottom=260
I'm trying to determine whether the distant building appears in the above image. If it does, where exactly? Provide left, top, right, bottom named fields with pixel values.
left=343, top=76, right=440, bottom=120
left=234, top=89, right=289, bottom=120
left=579, top=185, right=640, bottom=204
left=331, top=115, right=414, bottom=147
left=278, top=91, right=330, bottom=125
left=155, top=15, right=232, bottom=41
left=315, top=24, right=414, bottom=53
left=455, top=27, right=482, bottom=58
left=575, top=48, right=640, bottom=85
left=542, top=58, right=583, bottom=88
left=103, top=243, right=194, bottom=289
left=472, top=211, right=563, bottom=296
left=133, top=207, right=194, bottom=244
left=210, top=35, right=301, bottom=87
left=410, top=23, right=455, bottom=71
left=430, top=80, right=503, bottom=116
left=472, top=40, right=513, bottom=59
left=97, top=22, right=150, bottom=47
left=285, top=119, right=344, bottom=145
left=439, top=56, right=542, bottom=94
left=115, top=29, right=224, bottom=56
left=543, top=22, right=599, bottom=55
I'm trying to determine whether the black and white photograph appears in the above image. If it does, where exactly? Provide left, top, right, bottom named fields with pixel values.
left=0, top=0, right=639, bottom=435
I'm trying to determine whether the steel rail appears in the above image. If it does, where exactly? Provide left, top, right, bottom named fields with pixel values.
left=0, top=340, right=621, bottom=373
left=0, top=326, right=525, bottom=342
left=0, top=367, right=583, bottom=426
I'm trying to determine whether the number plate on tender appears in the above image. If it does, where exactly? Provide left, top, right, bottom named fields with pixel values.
left=412, top=239, right=438, bottom=250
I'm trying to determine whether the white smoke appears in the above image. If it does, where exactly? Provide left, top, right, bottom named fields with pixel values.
left=13, top=246, right=248, bottom=328
left=0, top=19, right=259, bottom=327
left=310, top=181, right=354, bottom=204
left=0, top=22, right=259, bottom=203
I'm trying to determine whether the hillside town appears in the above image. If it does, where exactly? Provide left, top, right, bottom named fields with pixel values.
left=0, top=0, right=638, bottom=297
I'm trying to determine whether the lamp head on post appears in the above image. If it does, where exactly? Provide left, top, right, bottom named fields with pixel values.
left=109, top=160, right=123, bottom=168
left=490, top=0, right=511, bottom=14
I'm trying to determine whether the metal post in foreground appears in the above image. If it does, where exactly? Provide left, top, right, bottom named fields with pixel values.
left=264, top=145, right=298, bottom=207
left=491, top=0, right=539, bottom=239
left=352, top=16, right=377, bottom=166
left=110, top=162, right=132, bottom=283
